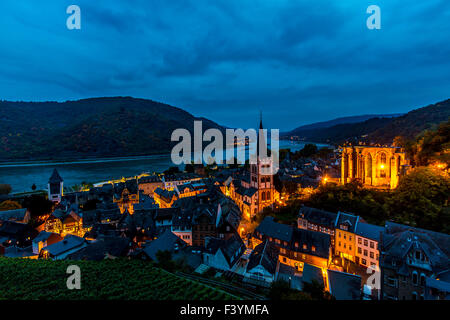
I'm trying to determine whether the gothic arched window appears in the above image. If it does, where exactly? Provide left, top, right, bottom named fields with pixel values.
left=380, top=153, right=387, bottom=178
left=366, top=153, right=372, bottom=178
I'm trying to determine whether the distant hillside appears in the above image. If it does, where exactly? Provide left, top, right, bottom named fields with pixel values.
left=287, top=113, right=403, bottom=132
left=283, top=99, right=450, bottom=145
left=368, top=100, right=450, bottom=143
left=0, top=97, right=224, bottom=161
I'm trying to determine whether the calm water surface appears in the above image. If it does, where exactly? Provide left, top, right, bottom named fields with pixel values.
left=0, top=140, right=328, bottom=193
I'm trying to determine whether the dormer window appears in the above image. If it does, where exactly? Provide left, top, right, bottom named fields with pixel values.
left=415, top=250, right=421, bottom=260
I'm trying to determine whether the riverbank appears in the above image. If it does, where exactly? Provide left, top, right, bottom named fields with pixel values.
left=0, top=140, right=330, bottom=193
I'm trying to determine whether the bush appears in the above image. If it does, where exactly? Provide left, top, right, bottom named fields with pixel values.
left=0, top=200, right=22, bottom=211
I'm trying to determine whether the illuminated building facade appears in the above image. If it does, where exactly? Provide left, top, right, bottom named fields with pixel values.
left=355, top=222, right=384, bottom=269
left=113, top=179, right=139, bottom=214
left=341, top=146, right=409, bottom=189
left=224, top=116, right=279, bottom=220
left=253, top=217, right=331, bottom=272
left=334, top=212, right=359, bottom=262
left=44, top=207, right=86, bottom=237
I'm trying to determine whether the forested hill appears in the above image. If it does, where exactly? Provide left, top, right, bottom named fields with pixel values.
left=368, top=99, right=450, bottom=143
left=287, top=113, right=403, bottom=132
left=283, top=99, right=450, bottom=145
left=0, top=97, right=224, bottom=161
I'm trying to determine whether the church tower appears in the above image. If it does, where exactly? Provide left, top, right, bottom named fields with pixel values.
left=48, top=168, right=64, bottom=203
left=250, top=113, right=276, bottom=213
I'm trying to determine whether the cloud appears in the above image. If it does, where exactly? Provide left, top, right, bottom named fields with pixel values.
left=0, top=0, right=449, bottom=130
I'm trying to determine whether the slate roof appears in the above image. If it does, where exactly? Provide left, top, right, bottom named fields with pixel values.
left=205, top=233, right=246, bottom=267
left=381, top=221, right=450, bottom=274
left=67, top=236, right=130, bottom=260
left=247, top=239, right=279, bottom=274
left=49, top=168, right=63, bottom=183
left=255, top=216, right=293, bottom=242
left=44, top=235, right=85, bottom=257
left=154, top=208, right=179, bottom=221
left=138, top=175, right=162, bottom=183
left=302, top=263, right=325, bottom=288
left=0, top=208, right=28, bottom=221
left=82, top=207, right=122, bottom=228
left=4, top=245, right=36, bottom=258
left=355, top=222, right=384, bottom=241
left=235, top=185, right=258, bottom=198
left=191, top=205, right=216, bottom=225
left=113, top=179, right=138, bottom=199
left=163, top=173, right=201, bottom=182
left=133, top=195, right=158, bottom=212
left=154, top=187, right=177, bottom=202
left=298, top=206, right=337, bottom=228
left=425, top=276, right=450, bottom=293
left=0, top=221, right=33, bottom=238
left=33, top=231, right=54, bottom=243
left=327, top=270, right=362, bottom=300
left=336, top=211, right=359, bottom=233
left=83, top=223, right=121, bottom=239
left=291, top=227, right=331, bottom=259
left=171, top=209, right=193, bottom=229
left=142, top=230, right=185, bottom=261
left=48, top=207, right=82, bottom=223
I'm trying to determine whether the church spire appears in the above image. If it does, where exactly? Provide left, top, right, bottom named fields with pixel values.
left=257, top=111, right=267, bottom=158
left=259, top=110, right=263, bottom=130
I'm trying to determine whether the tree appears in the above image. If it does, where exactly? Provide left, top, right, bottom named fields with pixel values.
left=0, top=184, right=12, bottom=195
left=164, top=166, right=180, bottom=175
left=268, top=279, right=311, bottom=300
left=155, top=250, right=176, bottom=272
left=415, top=120, right=450, bottom=166
left=393, top=135, right=407, bottom=147
left=0, top=200, right=22, bottom=211
left=389, top=167, right=450, bottom=232
left=184, top=163, right=195, bottom=173
left=22, top=195, right=54, bottom=219
left=298, top=144, right=318, bottom=157
left=302, top=279, right=334, bottom=300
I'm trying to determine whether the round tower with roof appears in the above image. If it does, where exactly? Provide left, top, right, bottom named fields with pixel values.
left=48, top=168, right=64, bottom=203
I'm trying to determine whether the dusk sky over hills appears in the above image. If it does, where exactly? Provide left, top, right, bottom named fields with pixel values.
left=0, top=0, right=449, bottom=130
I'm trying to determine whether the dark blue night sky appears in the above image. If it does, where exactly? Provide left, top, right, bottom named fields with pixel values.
left=0, top=0, right=449, bottom=130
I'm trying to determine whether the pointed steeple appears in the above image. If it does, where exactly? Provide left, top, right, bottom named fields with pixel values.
left=257, top=111, right=268, bottom=158
left=49, top=168, right=63, bottom=184
left=259, top=110, right=263, bottom=130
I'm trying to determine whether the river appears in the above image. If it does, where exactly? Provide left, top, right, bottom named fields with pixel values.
left=0, top=140, right=329, bottom=194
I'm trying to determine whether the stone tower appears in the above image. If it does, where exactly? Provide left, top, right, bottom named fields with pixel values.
left=48, top=168, right=64, bottom=203
left=250, top=113, right=277, bottom=213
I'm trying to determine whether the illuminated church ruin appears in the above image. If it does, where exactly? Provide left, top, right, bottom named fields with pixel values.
left=340, top=146, right=410, bottom=189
